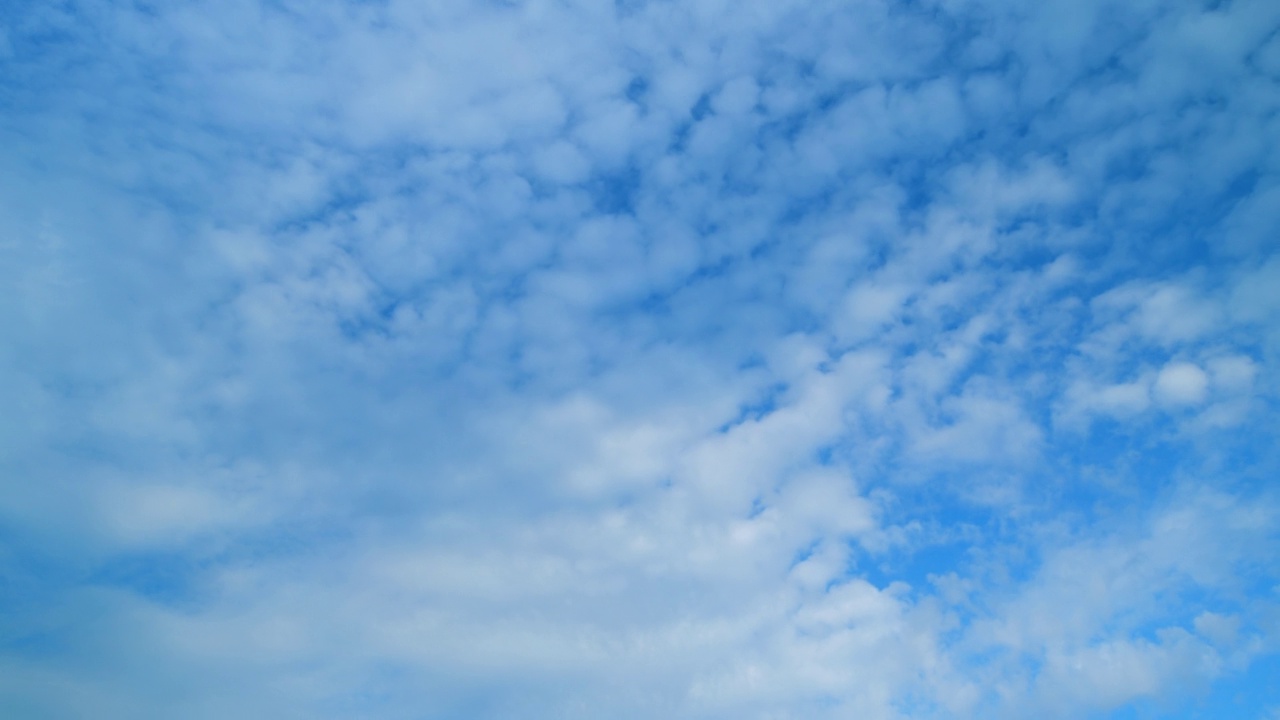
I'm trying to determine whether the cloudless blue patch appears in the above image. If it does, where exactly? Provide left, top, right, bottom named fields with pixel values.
left=588, top=165, right=640, bottom=215
left=859, top=533, right=977, bottom=596
left=690, top=92, right=712, bottom=122
left=90, top=553, right=205, bottom=608
left=624, top=75, right=648, bottom=104
left=814, top=445, right=835, bottom=465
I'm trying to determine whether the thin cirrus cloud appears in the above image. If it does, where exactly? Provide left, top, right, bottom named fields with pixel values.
left=0, top=0, right=1278, bottom=718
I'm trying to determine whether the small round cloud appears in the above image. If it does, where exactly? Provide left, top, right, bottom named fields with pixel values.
left=1154, top=362, right=1209, bottom=406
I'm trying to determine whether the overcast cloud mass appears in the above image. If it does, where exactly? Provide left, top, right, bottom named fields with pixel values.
left=2, top=0, right=1279, bottom=718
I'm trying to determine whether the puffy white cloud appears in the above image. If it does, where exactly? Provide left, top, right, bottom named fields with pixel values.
left=1154, top=362, right=1210, bottom=407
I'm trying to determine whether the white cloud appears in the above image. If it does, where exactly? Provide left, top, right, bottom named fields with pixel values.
left=1058, top=377, right=1151, bottom=428
left=1, top=0, right=1278, bottom=717
left=1208, top=355, right=1258, bottom=394
left=1154, top=361, right=1210, bottom=407
left=95, top=483, right=263, bottom=548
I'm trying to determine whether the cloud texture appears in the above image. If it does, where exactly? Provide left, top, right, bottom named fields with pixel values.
left=1, top=0, right=1279, bottom=718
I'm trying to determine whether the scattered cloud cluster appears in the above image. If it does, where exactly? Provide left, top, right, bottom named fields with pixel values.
left=1, top=0, right=1278, bottom=718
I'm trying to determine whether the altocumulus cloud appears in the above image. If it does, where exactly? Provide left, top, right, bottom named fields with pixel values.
left=1, top=0, right=1279, bottom=718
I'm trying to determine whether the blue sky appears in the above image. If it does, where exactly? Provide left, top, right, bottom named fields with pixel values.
left=1, top=0, right=1278, bottom=718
